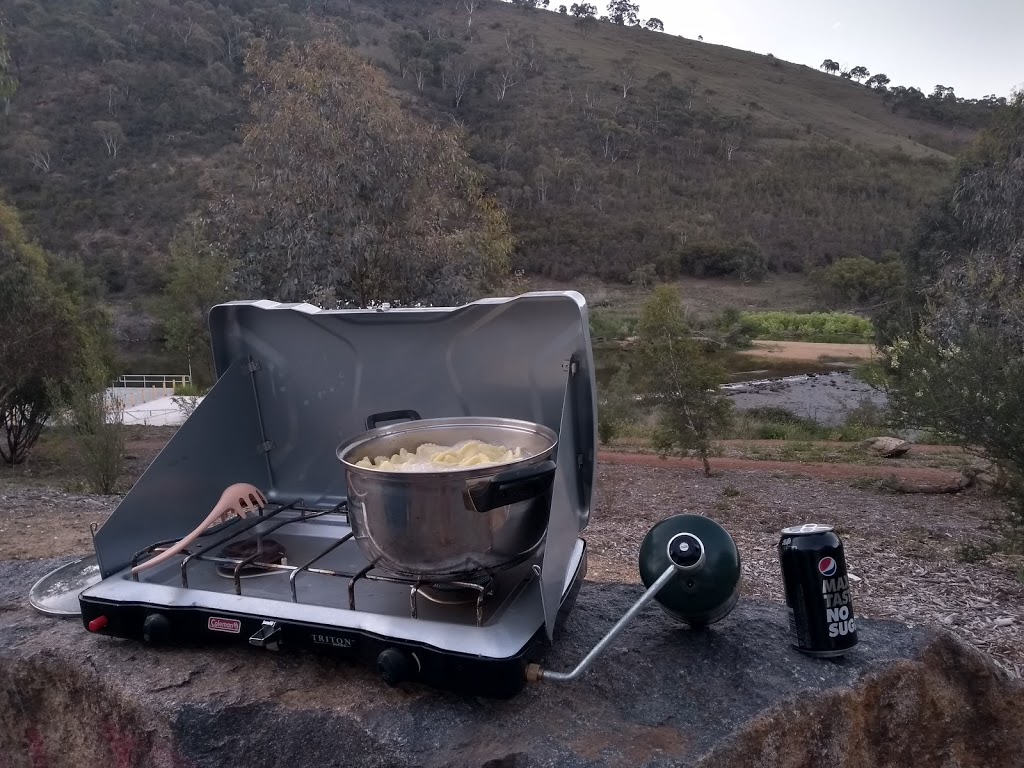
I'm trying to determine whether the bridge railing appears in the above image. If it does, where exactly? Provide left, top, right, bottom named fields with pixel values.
left=112, top=374, right=192, bottom=390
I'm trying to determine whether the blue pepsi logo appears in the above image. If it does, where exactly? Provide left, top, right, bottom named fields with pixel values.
left=818, top=557, right=837, bottom=577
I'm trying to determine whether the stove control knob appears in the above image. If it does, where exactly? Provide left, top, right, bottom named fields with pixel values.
left=377, top=649, right=415, bottom=686
left=142, top=613, right=172, bottom=645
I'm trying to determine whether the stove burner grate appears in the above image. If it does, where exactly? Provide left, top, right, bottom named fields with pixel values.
left=215, top=537, right=288, bottom=579
left=415, top=578, right=495, bottom=612
left=128, top=499, right=514, bottom=627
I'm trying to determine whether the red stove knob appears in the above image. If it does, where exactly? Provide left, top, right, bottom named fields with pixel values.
left=87, top=615, right=109, bottom=632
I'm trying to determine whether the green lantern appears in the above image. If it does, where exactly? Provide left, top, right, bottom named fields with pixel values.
left=638, top=514, right=741, bottom=627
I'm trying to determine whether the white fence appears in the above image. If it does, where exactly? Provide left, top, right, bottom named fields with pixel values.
left=113, top=374, right=192, bottom=389
left=110, top=374, right=192, bottom=407
left=104, top=374, right=203, bottom=426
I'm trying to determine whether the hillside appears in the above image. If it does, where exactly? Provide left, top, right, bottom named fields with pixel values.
left=0, top=0, right=995, bottom=321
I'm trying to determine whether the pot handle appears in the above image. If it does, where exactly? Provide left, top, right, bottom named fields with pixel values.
left=365, top=410, right=422, bottom=430
left=468, top=460, right=557, bottom=513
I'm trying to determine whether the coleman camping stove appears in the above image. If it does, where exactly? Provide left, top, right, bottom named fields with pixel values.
left=74, top=291, right=743, bottom=697
left=78, top=292, right=597, bottom=698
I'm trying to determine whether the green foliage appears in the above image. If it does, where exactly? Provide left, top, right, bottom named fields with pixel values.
left=679, top=239, right=770, bottom=284
left=880, top=92, right=1024, bottom=530
left=884, top=85, right=1005, bottom=130
left=58, top=385, right=127, bottom=495
left=723, top=403, right=887, bottom=443
left=588, top=308, right=637, bottom=340
left=740, top=311, right=874, bottom=343
left=712, top=306, right=754, bottom=348
left=0, top=13, right=16, bottom=111
left=628, top=263, right=657, bottom=288
left=852, top=361, right=888, bottom=389
left=0, top=197, right=113, bottom=464
left=677, top=238, right=769, bottom=281
left=0, top=379, right=50, bottom=465
left=210, top=34, right=513, bottom=307
left=632, top=285, right=733, bottom=473
left=815, top=255, right=905, bottom=306
left=172, top=382, right=206, bottom=397
left=597, top=363, right=638, bottom=444
left=158, top=215, right=235, bottom=387
left=0, top=0, right=976, bottom=303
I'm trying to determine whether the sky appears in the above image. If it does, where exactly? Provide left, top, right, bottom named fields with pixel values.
left=637, top=0, right=1024, bottom=99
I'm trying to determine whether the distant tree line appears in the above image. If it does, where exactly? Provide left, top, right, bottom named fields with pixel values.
left=820, top=59, right=1006, bottom=129
left=503, top=0, right=664, bottom=33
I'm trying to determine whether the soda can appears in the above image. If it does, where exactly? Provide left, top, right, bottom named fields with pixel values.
left=778, top=523, right=858, bottom=657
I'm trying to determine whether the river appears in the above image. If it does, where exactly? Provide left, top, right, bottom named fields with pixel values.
left=116, top=340, right=887, bottom=428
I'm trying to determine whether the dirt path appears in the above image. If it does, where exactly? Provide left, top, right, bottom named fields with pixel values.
left=715, top=439, right=958, bottom=456
left=599, top=450, right=965, bottom=483
left=738, top=340, right=876, bottom=362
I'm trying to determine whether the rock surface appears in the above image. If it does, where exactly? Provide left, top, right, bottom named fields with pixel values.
left=2, top=556, right=1023, bottom=768
left=723, top=372, right=888, bottom=427
left=862, top=437, right=913, bottom=458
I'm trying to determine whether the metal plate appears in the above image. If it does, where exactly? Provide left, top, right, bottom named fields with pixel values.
left=29, top=555, right=102, bottom=617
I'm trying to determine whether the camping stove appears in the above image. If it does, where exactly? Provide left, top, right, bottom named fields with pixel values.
left=79, top=292, right=597, bottom=698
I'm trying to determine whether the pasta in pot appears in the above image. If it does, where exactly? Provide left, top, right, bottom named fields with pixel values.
left=354, top=439, right=525, bottom=472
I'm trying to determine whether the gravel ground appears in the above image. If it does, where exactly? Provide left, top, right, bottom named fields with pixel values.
left=588, top=461, right=1024, bottom=679
left=3, top=450, right=1022, bottom=678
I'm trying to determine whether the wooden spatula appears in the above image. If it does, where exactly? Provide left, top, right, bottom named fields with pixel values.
left=131, top=483, right=268, bottom=575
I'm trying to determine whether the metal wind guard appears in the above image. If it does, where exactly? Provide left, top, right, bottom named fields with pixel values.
left=91, top=292, right=598, bottom=624
left=91, top=361, right=271, bottom=577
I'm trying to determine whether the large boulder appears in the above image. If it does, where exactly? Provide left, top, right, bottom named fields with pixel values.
left=1, top=557, right=1022, bottom=767
left=862, top=437, right=913, bottom=458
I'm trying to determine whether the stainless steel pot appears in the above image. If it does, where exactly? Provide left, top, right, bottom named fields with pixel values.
left=336, top=411, right=559, bottom=581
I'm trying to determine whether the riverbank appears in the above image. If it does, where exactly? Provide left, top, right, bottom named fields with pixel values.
left=737, top=339, right=876, bottom=362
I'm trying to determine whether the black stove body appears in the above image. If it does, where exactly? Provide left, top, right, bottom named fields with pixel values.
left=79, top=292, right=598, bottom=698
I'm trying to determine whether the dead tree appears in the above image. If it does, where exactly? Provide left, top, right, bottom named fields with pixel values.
left=723, top=133, right=741, bottom=162
left=613, top=56, right=637, bottom=99
left=493, top=67, right=518, bottom=101
left=460, top=0, right=480, bottom=33
left=452, top=67, right=472, bottom=107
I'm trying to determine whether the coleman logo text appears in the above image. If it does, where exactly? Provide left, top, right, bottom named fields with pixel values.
left=821, top=576, right=855, bottom=637
left=208, top=617, right=241, bottom=634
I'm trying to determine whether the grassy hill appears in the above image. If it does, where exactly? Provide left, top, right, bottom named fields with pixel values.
left=0, top=0, right=994, bottom=328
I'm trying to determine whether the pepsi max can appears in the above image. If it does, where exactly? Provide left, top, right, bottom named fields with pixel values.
left=778, top=524, right=857, bottom=657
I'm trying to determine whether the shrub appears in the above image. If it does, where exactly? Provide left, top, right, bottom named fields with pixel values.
left=740, top=311, right=874, bottom=342
left=879, top=93, right=1024, bottom=535
left=0, top=379, right=50, bottom=465
left=171, top=394, right=202, bottom=422
left=628, top=263, right=658, bottom=288
left=589, top=308, right=637, bottom=340
left=677, top=237, right=769, bottom=281
left=633, top=286, right=733, bottom=474
left=1, top=198, right=113, bottom=464
left=816, top=255, right=905, bottom=305
left=172, top=383, right=205, bottom=397
left=597, top=363, right=638, bottom=445
left=62, top=384, right=127, bottom=495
